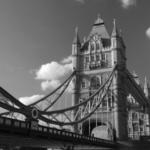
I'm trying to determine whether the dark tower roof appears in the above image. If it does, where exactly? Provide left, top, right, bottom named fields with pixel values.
left=88, top=15, right=110, bottom=39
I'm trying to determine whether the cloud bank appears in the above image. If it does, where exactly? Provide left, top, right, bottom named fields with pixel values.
left=119, top=0, right=136, bottom=9
left=35, top=56, right=73, bottom=91
left=41, top=80, right=61, bottom=91
left=74, top=0, right=137, bottom=9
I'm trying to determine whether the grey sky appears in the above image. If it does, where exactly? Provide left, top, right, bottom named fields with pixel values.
left=0, top=0, right=150, bottom=103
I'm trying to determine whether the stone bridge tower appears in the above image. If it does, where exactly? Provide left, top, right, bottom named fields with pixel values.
left=72, top=16, right=127, bottom=140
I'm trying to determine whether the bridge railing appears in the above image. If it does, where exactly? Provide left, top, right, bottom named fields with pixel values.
left=0, top=116, right=116, bottom=147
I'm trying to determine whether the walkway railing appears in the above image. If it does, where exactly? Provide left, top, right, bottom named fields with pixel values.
left=0, top=116, right=117, bottom=148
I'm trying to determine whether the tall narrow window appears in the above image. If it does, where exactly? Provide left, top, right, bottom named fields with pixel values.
left=132, top=112, right=138, bottom=121
left=85, top=56, right=89, bottom=63
left=91, top=55, right=95, bottom=62
left=101, top=53, right=106, bottom=67
left=91, top=43, right=94, bottom=51
left=101, top=53, right=106, bottom=61
left=96, top=54, right=100, bottom=61
left=96, top=42, right=100, bottom=50
left=81, top=80, right=86, bottom=88
left=133, top=123, right=139, bottom=132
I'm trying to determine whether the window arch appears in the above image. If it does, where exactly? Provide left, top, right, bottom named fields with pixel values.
left=90, top=76, right=101, bottom=89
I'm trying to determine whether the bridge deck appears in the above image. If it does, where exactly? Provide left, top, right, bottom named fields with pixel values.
left=0, top=117, right=117, bottom=149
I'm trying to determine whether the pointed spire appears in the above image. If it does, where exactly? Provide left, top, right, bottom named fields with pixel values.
left=73, top=26, right=81, bottom=45
left=144, top=76, right=149, bottom=98
left=111, top=18, right=119, bottom=37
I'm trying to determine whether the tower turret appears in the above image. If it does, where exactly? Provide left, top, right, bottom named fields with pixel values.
left=111, top=19, right=126, bottom=68
left=72, top=27, right=81, bottom=70
left=72, top=27, right=81, bottom=133
left=72, top=27, right=81, bottom=54
left=111, top=19, right=128, bottom=140
left=144, top=76, right=149, bottom=98
left=111, top=19, right=120, bottom=38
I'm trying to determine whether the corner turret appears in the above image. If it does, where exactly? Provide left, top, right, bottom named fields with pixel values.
left=111, top=19, right=126, bottom=68
left=72, top=27, right=81, bottom=71
left=111, top=19, right=120, bottom=38
left=144, top=76, right=150, bottom=98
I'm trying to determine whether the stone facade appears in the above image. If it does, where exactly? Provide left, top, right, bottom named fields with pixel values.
left=71, top=16, right=150, bottom=141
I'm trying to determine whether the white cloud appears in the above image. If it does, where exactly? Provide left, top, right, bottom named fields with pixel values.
left=61, top=56, right=72, bottom=64
left=35, top=56, right=73, bottom=91
left=19, top=95, right=44, bottom=105
left=119, top=0, right=136, bottom=9
left=36, top=61, right=72, bottom=81
left=146, top=27, right=150, bottom=39
left=41, top=80, right=61, bottom=91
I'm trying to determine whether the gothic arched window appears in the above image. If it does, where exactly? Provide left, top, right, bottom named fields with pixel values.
left=90, top=43, right=95, bottom=51
left=132, top=112, right=138, bottom=121
left=96, top=54, right=100, bottom=61
left=90, top=76, right=100, bottom=89
left=96, top=42, right=100, bottom=50
left=81, top=79, right=86, bottom=88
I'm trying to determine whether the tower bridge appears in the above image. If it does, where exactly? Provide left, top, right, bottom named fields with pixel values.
left=0, top=16, right=150, bottom=149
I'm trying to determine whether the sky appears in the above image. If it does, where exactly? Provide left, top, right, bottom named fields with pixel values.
left=0, top=0, right=150, bottom=104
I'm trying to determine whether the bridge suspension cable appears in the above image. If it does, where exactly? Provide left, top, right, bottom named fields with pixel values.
left=43, top=74, right=74, bottom=112
left=0, top=71, right=75, bottom=120
left=29, top=71, right=75, bottom=107
left=36, top=66, right=116, bottom=126
left=0, top=87, right=27, bottom=109
left=0, top=66, right=118, bottom=127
